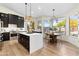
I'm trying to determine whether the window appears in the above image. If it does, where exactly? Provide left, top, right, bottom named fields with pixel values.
left=69, top=16, right=78, bottom=36
left=52, top=18, right=66, bottom=34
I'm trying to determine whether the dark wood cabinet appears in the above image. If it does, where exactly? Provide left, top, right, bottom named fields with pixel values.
left=0, top=13, right=9, bottom=27
left=9, top=14, right=17, bottom=24
left=0, top=13, right=24, bottom=27
left=20, top=19, right=24, bottom=28
left=12, top=15, right=18, bottom=24
left=17, top=16, right=24, bottom=28
left=14, top=15, right=18, bottom=24
left=9, top=14, right=13, bottom=24
left=9, top=14, right=24, bottom=28
left=17, top=17, right=21, bottom=27
left=3, top=14, right=9, bottom=27
left=18, top=34, right=29, bottom=51
left=2, top=32, right=10, bottom=41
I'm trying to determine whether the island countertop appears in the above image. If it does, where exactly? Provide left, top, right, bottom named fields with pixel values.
left=18, top=32, right=43, bottom=54
left=19, top=32, right=42, bottom=36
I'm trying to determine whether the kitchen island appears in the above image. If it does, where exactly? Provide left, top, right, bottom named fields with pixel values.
left=18, top=32, right=43, bottom=54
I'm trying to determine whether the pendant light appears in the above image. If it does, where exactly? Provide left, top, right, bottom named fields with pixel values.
left=52, top=9, right=58, bottom=23
left=25, top=3, right=27, bottom=19
left=52, top=9, right=55, bottom=17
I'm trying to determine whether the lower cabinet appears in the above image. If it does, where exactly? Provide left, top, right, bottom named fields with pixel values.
left=2, top=32, right=10, bottom=41
left=18, top=34, right=30, bottom=51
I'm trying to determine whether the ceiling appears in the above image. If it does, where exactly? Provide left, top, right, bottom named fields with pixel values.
left=0, top=3, right=25, bottom=16
left=30, top=3, right=79, bottom=17
left=0, top=3, right=79, bottom=17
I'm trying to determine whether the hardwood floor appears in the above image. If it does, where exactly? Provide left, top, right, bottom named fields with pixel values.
left=0, top=39, right=79, bottom=56
left=0, top=40, right=29, bottom=56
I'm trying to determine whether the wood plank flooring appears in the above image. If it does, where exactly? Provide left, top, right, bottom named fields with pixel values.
left=0, top=39, right=79, bottom=56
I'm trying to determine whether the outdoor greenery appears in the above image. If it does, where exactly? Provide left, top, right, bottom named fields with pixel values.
left=55, top=20, right=66, bottom=27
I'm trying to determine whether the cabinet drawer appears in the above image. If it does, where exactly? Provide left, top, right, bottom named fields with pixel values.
left=18, top=34, right=30, bottom=51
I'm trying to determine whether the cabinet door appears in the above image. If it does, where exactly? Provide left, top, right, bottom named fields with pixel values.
left=9, top=14, right=14, bottom=24
left=18, top=34, right=30, bottom=51
left=21, top=17, right=24, bottom=27
left=0, top=13, right=9, bottom=27
left=20, top=19, right=24, bottom=28
left=15, top=15, right=18, bottom=24
left=17, top=16, right=24, bottom=28
left=18, top=34, right=22, bottom=44
left=0, top=13, right=5, bottom=18
left=0, top=13, right=5, bottom=21
left=17, top=16, right=21, bottom=27
left=4, top=14, right=9, bottom=27
left=24, top=35, right=29, bottom=51
left=18, top=34, right=24, bottom=45
left=13, top=15, right=18, bottom=24
left=2, top=32, right=10, bottom=41
left=9, top=14, right=12, bottom=24
left=9, top=14, right=18, bottom=25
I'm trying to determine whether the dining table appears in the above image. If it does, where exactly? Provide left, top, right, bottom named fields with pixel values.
left=45, top=32, right=60, bottom=43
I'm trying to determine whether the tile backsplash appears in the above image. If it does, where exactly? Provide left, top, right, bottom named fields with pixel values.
left=2, top=24, right=25, bottom=32
left=8, top=24, right=17, bottom=28
left=2, top=28, right=25, bottom=32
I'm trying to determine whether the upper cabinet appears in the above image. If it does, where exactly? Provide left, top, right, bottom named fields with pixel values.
left=17, top=16, right=24, bottom=28
left=9, top=14, right=18, bottom=24
left=0, top=13, right=24, bottom=28
left=0, top=13, right=9, bottom=27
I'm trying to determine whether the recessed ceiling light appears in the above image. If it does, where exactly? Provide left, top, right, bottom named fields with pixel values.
left=38, top=6, right=41, bottom=10
left=31, top=11, right=34, bottom=14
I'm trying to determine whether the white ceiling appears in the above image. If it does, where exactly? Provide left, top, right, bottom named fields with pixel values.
left=0, top=3, right=79, bottom=17
left=0, top=3, right=25, bottom=16
left=30, top=3, right=78, bottom=17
